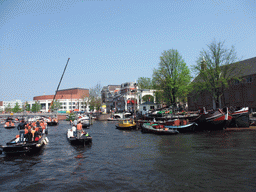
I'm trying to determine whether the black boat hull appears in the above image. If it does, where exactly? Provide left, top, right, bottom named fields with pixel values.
left=68, top=136, right=92, bottom=145
left=2, top=135, right=47, bottom=154
left=4, top=126, right=16, bottom=129
left=228, top=112, right=250, bottom=128
left=116, top=125, right=137, bottom=130
left=47, top=122, right=59, bottom=126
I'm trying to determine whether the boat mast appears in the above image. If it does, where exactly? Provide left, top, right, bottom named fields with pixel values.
left=50, top=58, right=70, bottom=113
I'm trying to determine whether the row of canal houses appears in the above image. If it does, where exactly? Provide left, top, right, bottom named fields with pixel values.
left=101, top=82, right=161, bottom=114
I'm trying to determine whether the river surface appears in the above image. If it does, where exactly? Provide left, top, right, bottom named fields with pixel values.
left=1, top=120, right=256, bottom=192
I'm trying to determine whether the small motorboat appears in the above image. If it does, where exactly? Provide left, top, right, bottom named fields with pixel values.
left=4, top=121, right=16, bottom=129
left=0, top=130, right=49, bottom=155
left=46, top=118, right=59, bottom=126
left=141, top=123, right=179, bottom=135
left=67, top=127, right=92, bottom=145
left=116, top=119, right=137, bottom=130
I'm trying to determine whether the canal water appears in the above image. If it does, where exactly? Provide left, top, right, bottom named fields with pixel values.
left=1, top=120, right=256, bottom=191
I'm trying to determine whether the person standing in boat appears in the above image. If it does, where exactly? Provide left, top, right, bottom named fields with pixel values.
left=36, top=120, right=40, bottom=128
left=17, top=119, right=26, bottom=130
left=73, top=119, right=78, bottom=126
left=77, top=122, right=82, bottom=138
left=25, top=129, right=33, bottom=142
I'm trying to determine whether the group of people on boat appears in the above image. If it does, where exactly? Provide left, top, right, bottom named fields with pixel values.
left=16, top=119, right=47, bottom=142
left=69, top=121, right=89, bottom=138
left=5, top=121, right=15, bottom=127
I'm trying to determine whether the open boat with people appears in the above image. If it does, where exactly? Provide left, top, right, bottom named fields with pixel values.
left=46, top=117, right=59, bottom=126
left=116, top=119, right=137, bottom=130
left=141, top=123, right=179, bottom=135
left=4, top=121, right=16, bottom=129
left=0, top=130, right=49, bottom=154
left=67, top=126, right=92, bottom=145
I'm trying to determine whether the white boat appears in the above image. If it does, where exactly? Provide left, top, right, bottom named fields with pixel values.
left=77, top=115, right=90, bottom=128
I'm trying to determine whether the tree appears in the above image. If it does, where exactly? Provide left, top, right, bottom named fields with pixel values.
left=25, top=102, right=30, bottom=111
left=5, top=103, right=12, bottom=113
left=152, top=49, right=191, bottom=107
left=89, top=83, right=102, bottom=112
left=89, top=82, right=102, bottom=98
left=52, top=100, right=61, bottom=111
left=12, top=102, right=21, bottom=113
left=142, top=95, right=154, bottom=102
left=191, top=39, right=239, bottom=109
left=137, top=77, right=153, bottom=89
left=31, top=101, right=41, bottom=113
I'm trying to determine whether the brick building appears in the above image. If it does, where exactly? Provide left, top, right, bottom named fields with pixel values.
left=188, top=57, right=256, bottom=112
left=32, top=88, right=90, bottom=112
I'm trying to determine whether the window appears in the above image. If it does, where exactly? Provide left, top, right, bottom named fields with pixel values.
left=143, top=106, right=146, bottom=111
left=150, top=106, right=155, bottom=110
left=234, top=80, right=240, bottom=85
left=246, top=76, right=252, bottom=83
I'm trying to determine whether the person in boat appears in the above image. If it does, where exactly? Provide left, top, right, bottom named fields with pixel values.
left=17, top=119, right=26, bottom=130
left=25, top=129, right=33, bottom=142
left=73, top=119, right=78, bottom=126
left=5, top=121, right=10, bottom=127
left=36, top=120, right=40, bottom=127
left=34, top=127, right=41, bottom=141
left=77, top=122, right=83, bottom=138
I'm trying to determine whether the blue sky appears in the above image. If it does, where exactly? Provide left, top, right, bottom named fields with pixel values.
left=1, top=0, right=255, bottom=102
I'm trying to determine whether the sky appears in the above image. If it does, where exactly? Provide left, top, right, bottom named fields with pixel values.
left=0, top=0, right=256, bottom=102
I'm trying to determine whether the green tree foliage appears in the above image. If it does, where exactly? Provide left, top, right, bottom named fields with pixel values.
left=25, top=102, right=30, bottom=111
left=152, top=49, right=191, bottom=107
left=142, top=95, right=154, bottom=102
left=5, top=103, right=12, bottom=113
left=191, top=39, right=239, bottom=109
left=137, top=77, right=153, bottom=89
left=12, top=102, right=21, bottom=113
left=52, top=100, right=61, bottom=111
left=31, top=101, right=41, bottom=112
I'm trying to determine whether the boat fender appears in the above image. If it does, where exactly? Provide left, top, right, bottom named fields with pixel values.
left=45, top=137, right=49, bottom=143
left=43, top=139, right=47, bottom=145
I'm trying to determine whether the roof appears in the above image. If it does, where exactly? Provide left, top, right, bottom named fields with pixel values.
left=192, top=56, right=256, bottom=83
left=58, top=87, right=89, bottom=91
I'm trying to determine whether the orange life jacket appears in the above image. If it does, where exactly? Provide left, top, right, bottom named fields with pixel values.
left=77, top=123, right=82, bottom=130
left=5, top=122, right=9, bottom=126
